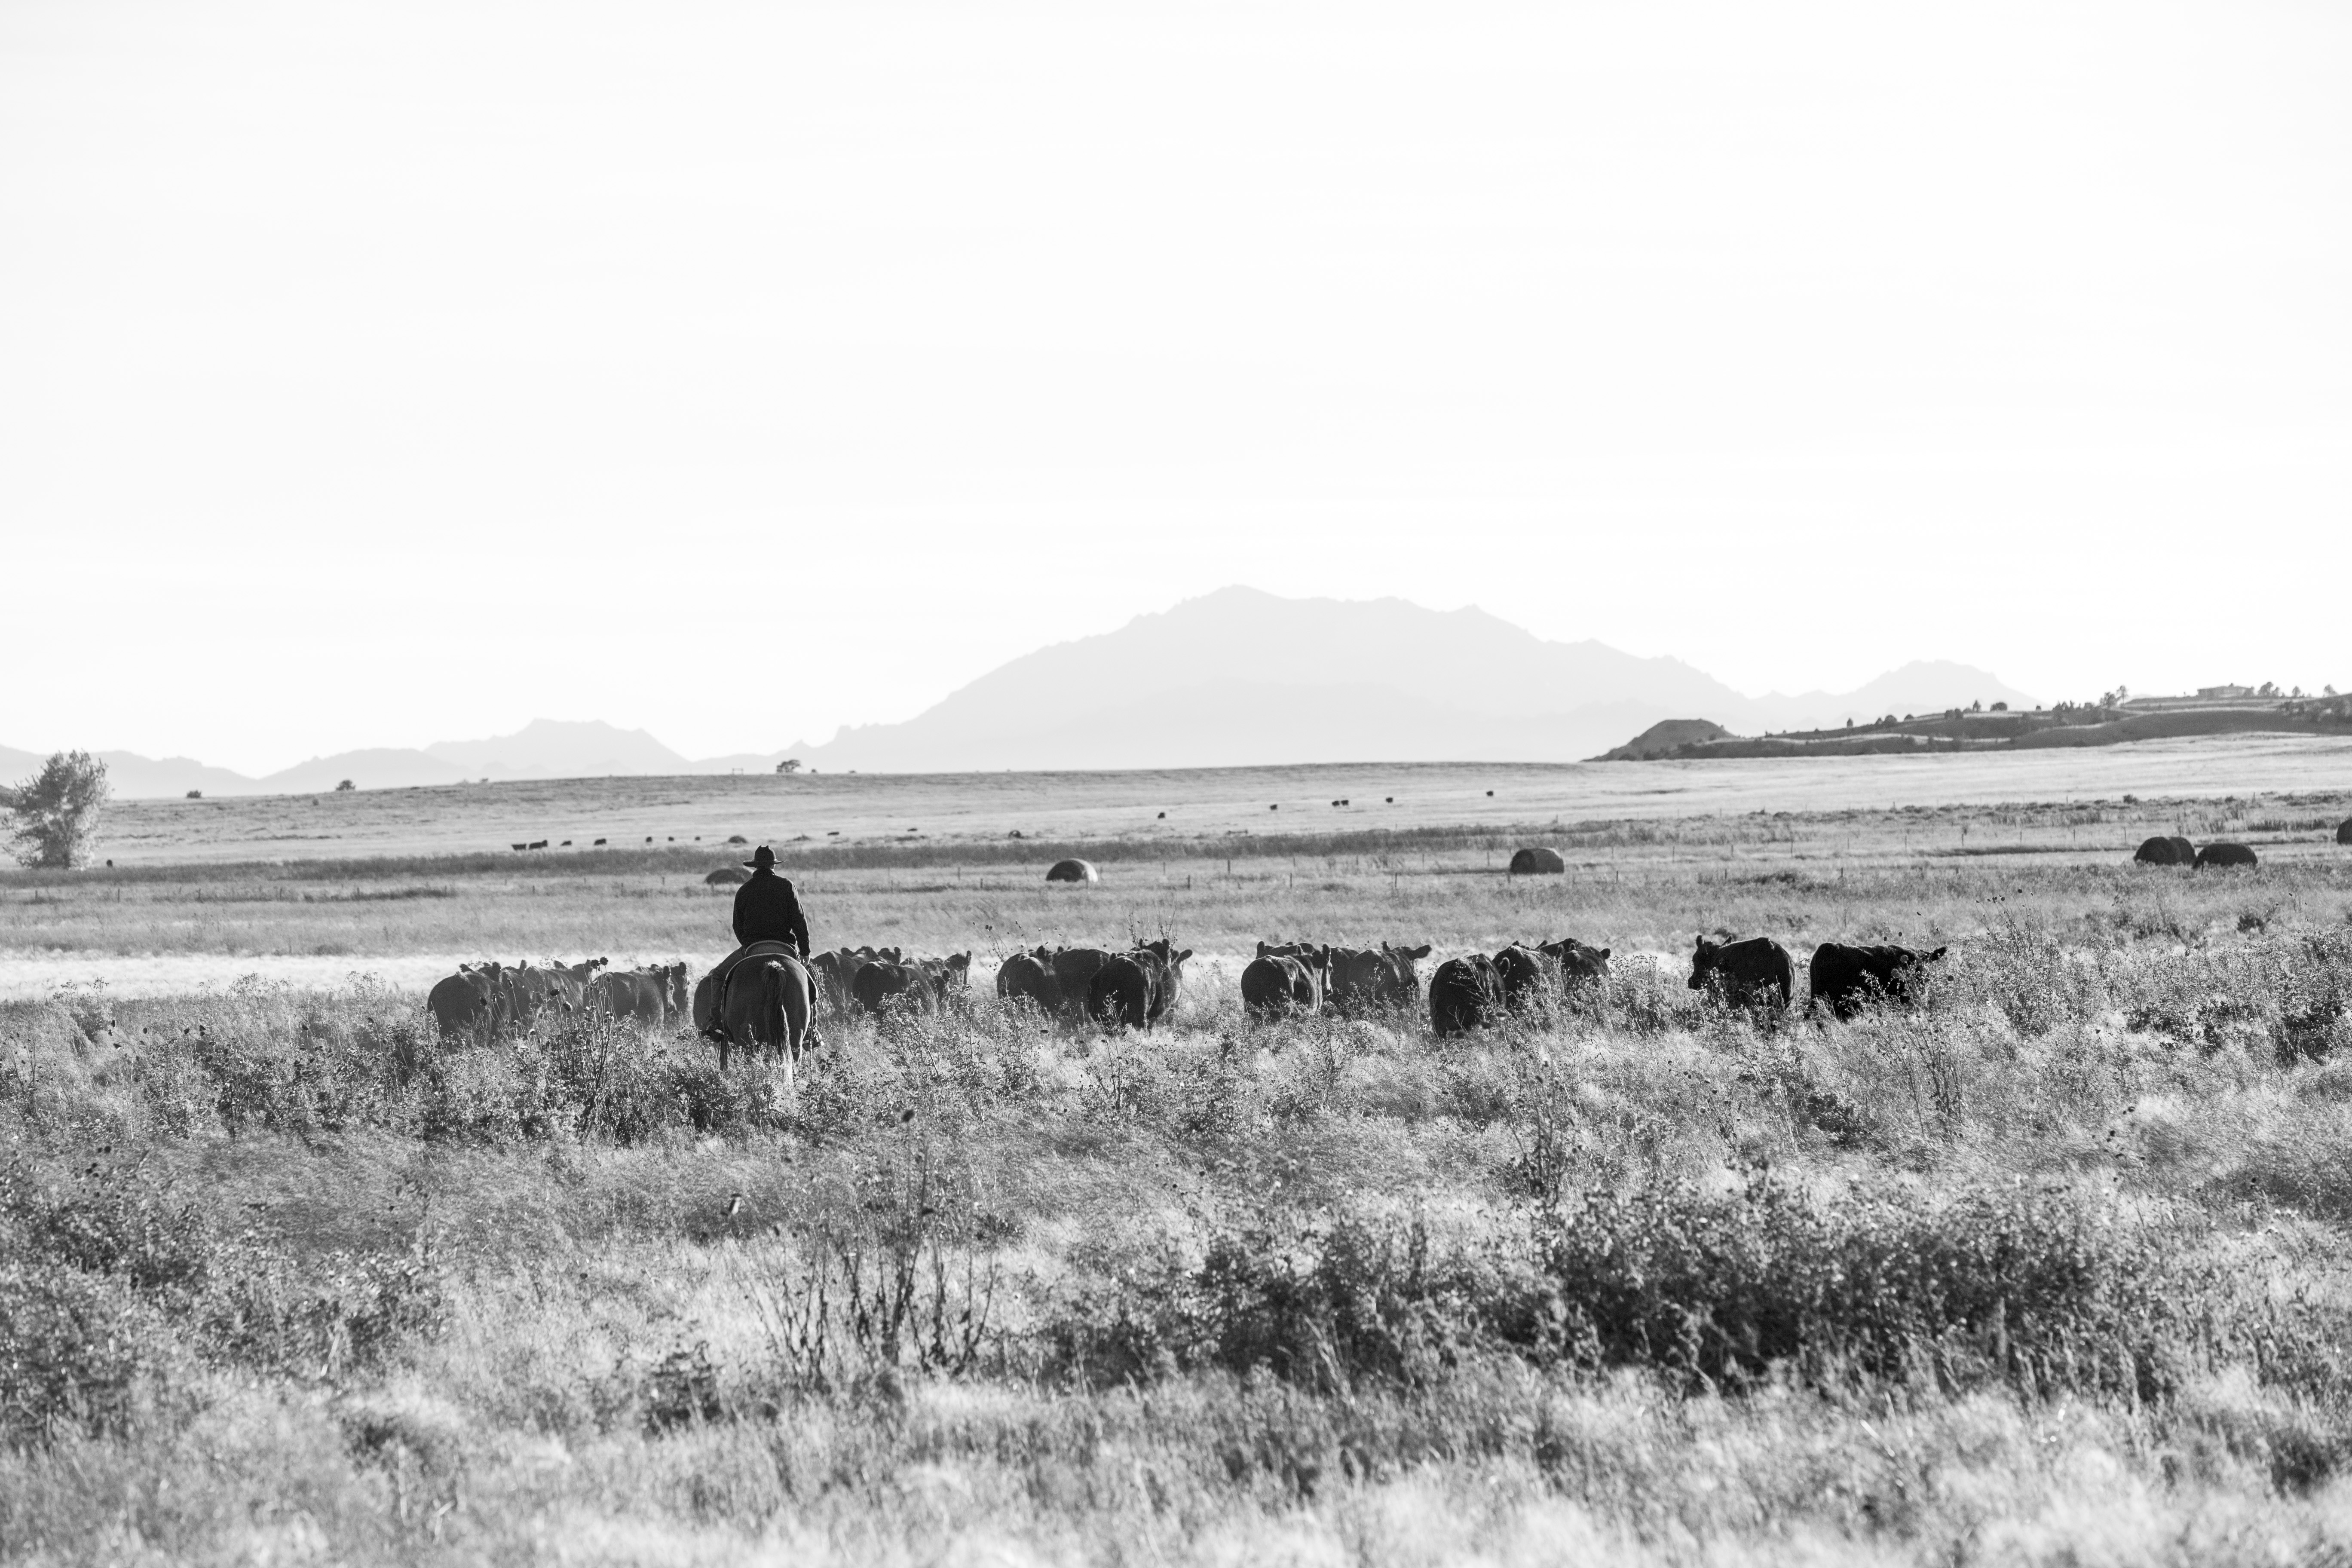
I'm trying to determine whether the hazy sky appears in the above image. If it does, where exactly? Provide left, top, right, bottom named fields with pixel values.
left=3, top=0, right=2346, bottom=773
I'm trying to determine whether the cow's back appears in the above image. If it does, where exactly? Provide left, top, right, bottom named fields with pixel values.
left=1430, top=954, right=1500, bottom=1037
left=1087, top=955, right=1152, bottom=1029
left=1700, top=937, right=1793, bottom=1007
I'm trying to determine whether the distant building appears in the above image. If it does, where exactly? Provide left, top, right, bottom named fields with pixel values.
left=2197, top=684, right=2256, bottom=700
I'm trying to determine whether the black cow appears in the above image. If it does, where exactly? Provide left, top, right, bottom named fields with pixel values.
left=2133, top=836, right=2185, bottom=867
left=854, top=953, right=972, bottom=1016
left=1241, top=942, right=1326, bottom=1021
left=1327, top=943, right=1431, bottom=1013
left=1087, top=953, right=1154, bottom=1029
left=1688, top=935, right=1794, bottom=1009
left=1430, top=953, right=1504, bottom=1037
left=1049, top=948, right=1115, bottom=1013
left=1493, top=937, right=1611, bottom=1009
left=2195, top=842, right=2258, bottom=870
left=995, top=948, right=1062, bottom=1011
left=1133, top=938, right=1194, bottom=1023
left=852, top=960, right=924, bottom=1015
left=1808, top=942, right=1948, bottom=1021
left=2338, top=818, right=2352, bottom=846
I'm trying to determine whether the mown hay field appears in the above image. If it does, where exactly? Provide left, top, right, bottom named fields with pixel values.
left=6, top=781, right=2352, bottom=1564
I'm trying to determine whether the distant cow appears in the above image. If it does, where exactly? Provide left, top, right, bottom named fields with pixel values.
left=2339, top=818, right=2352, bottom=846
left=995, top=949, right=1063, bottom=1011
left=1494, top=938, right=1611, bottom=1009
left=1087, top=953, right=1154, bottom=1029
left=1508, top=847, right=1566, bottom=876
left=2133, top=836, right=2187, bottom=867
left=426, top=962, right=504, bottom=1041
left=1087, top=942, right=1192, bottom=1029
left=525, top=956, right=608, bottom=1016
left=1688, top=935, right=1794, bottom=1009
left=1430, top=954, right=1505, bottom=1037
left=1046, top=859, right=1098, bottom=884
left=1241, top=942, right=1328, bottom=1020
left=1808, top=943, right=1948, bottom=1021
left=853, top=953, right=971, bottom=1016
left=1327, top=943, right=1431, bottom=1013
left=2196, top=842, right=2259, bottom=870
left=811, top=946, right=903, bottom=1014
left=1049, top=947, right=1115, bottom=1011
left=1132, top=939, right=1192, bottom=1023
left=590, top=962, right=692, bottom=1026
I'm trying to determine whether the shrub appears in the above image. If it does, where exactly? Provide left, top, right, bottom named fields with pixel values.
left=0, top=1156, right=447, bottom=1396
left=2275, top=931, right=2352, bottom=1065
left=1533, top=1178, right=2184, bottom=1398
left=0, top=1262, right=174, bottom=1447
left=0, top=1158, right=214, bottom=1307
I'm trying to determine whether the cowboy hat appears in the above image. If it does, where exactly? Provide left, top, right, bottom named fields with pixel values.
left=743, top=845, right=777, bottom=870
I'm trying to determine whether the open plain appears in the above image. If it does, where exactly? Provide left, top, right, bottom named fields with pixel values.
left=7, top=747, right=2352, bottom=1564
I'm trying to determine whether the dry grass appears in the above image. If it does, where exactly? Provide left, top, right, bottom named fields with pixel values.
left=4, top=802, right=2352, bottom=1563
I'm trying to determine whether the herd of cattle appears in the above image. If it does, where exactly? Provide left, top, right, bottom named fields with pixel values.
left=423, top=957, right=690, bottom=1041
left=421, top=931, right=1948, bottom=1058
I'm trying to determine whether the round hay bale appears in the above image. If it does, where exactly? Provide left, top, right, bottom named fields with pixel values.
left=704, top=866, right=750, bottom=886
left=2194, top=843, right=2258, bottom=871
left=2338, top=817, right=2352, bottom=846
left=1045, top=858, right=1098, bottom=884
left=2132, top=836, right=2180, bottom=867
left=1508, top=846, right=1566, bottom=875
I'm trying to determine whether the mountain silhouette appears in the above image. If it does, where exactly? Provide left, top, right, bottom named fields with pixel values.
left=3, top=589, right=2038, bottom=793
left=780, top=588, right=2036, bottom=770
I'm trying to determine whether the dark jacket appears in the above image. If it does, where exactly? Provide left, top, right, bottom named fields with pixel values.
left=732, top=870, right=810, bottom=955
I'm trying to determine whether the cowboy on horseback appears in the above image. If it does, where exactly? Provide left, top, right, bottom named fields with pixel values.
left=698, top=845, right=817, bottom=1058
left=732, top=845, right=810, bottom=956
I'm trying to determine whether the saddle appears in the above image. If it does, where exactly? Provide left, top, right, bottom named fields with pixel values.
left=699, top=941, right=808, bottom=1041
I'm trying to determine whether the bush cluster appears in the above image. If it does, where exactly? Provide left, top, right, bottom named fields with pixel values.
left=1042, top=1177, right=2338, bottom=1406
left=0, top=1158, right=447, bottom=1448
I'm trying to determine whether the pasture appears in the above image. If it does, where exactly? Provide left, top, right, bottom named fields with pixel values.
left=6, top=763, right=2352, bottom=1563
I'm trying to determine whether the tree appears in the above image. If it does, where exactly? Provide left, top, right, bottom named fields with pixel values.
left=335, top=779, right=355, bottom=792
left=775, top=758, right=803, bottom=775
left=6, top=750, right=110, bottom=869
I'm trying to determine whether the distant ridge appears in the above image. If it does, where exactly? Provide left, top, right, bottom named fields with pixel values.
left=1596, top=694, right=2352, bottom=760
left=4, top=588, right=2044, bottom=794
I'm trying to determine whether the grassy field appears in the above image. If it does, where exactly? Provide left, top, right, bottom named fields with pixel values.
left=6, top=768, right=2352, bottom=1562
left=80, top=736, right=2352, bottom=864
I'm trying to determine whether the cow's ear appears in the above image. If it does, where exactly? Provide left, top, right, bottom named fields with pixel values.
left=1411, top=943, right=1430, bottom=958
left=1599, top=948, right=1611, bottom=959
left=1178, top=949, right=1193, bottom=963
